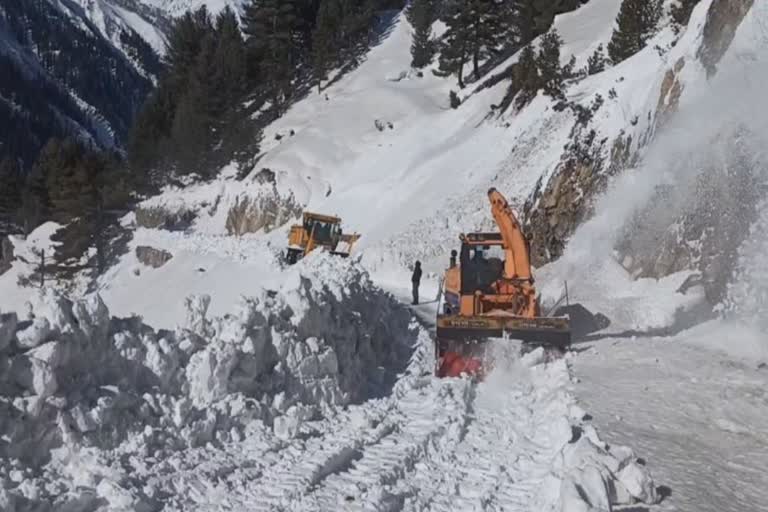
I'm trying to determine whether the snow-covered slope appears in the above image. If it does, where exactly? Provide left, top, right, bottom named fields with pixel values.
left=0, top=0, right=162, bottom=165
left=72, top=0, right=169, bottom=60
left=137, top=0, right=246, bottom=18
left=84, top=2, right=636, bottom=324
left=0, top=256, right=657, bottom=511
left=3, top=0, right=768, bottom=510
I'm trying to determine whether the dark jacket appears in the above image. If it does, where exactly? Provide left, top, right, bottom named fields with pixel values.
left=411, top=266, right=422, bottom=284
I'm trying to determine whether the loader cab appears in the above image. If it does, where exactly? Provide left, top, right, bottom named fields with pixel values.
left=303, top=213, right=342, bottom=246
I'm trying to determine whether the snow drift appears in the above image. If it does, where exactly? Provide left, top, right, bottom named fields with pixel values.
left=0, top=254, right=416, bottom=510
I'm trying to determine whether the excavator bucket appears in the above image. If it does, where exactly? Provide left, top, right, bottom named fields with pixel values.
left=435, top=315, right=571, bottom=378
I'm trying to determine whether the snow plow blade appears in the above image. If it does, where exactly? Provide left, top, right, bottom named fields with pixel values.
left=436, top=315, right=571, bottom=348
left=435, top=315, right=571, bottom=378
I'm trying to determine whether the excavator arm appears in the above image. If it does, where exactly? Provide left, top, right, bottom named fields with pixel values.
left=487, top=188, right=532, bottom=281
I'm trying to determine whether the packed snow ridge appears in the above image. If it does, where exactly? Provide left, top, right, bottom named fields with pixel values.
left=0, top=255, right=413, bottom=509
left=0, top=253, right=658, bottom=511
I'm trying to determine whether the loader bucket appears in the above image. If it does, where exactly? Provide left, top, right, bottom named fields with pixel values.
left=435, top=315, right=571, bottom=378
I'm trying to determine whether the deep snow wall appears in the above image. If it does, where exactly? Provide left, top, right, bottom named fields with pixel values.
left=0, top=254, right=419, bottom=510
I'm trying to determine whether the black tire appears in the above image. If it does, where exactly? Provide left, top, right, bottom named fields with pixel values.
left=285, top=249, right=301, bottom=265
left=553, top=303, right=610, bottom=341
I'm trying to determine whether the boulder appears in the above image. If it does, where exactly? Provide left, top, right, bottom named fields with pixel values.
left=225, top=193, right=302, bottom=236
left=135, top=206, right=196, bottom=231
left=135, top=246, right=173, bottom=269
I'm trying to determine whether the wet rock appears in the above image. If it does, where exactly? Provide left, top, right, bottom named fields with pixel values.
left=136, top=246, right=173, bottom=269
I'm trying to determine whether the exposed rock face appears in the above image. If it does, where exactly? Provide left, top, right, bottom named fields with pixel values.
left=656, top=57, right=687, bottom=125
left=525, top=0, right=757, bottom=281
left=697, top=0, right=756, bottom=76
left=0, top=236, right=13, bottom=276
left=136, top=246, right=173, bottom=268
left=616, top=134, right=762, bottom=304
left=525, top=133, right=636, bottom=267
left=135, top=206, right=197, bottom=231
left=225, top=193, right=302, bottom=237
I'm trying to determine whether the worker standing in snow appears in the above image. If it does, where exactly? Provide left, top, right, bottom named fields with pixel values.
left=411, top=261, right=422, bottom=305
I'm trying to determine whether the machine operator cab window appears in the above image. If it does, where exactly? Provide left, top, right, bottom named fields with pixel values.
left=306, top=219, right=335, bottom=244
left=461, top=245, right=505, bottom=294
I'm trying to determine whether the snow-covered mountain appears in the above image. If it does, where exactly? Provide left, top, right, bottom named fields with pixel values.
left=0, top=0, right=167, bottom=166
left=2, top=0, right=768, bottom=510
left=70, top=0, right=171, bottom=59
left=136, top=0, right=246, bottom=18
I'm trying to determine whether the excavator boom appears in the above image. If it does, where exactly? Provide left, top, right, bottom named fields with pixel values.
left=487, top=188, right=532, bottom=281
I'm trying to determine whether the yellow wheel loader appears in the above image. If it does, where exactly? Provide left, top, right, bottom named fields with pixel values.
left=285, top=212, right=361, bottom=264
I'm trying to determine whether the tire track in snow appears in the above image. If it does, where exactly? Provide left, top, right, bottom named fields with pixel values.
left=396, top=355, right=575, bottom=512
left=281, top=350, right=577, bottom=512
left=297, top=378, right=474, bottom=511
left=230, top=332, right=445, bottom=511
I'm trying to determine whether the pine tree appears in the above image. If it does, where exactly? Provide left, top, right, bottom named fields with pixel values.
left=165, top=7, right=215, bottom=94
left=607, top=0, right=662, bottom=64
left=214, top=7, right=248, bottom=103
left=171, top=32, right=220, bottom=176
left=671, top=0, right=700, bottom=30
left=410, top=0, right=434, bottom=68
left=20, top=158, right=50, bottom=235
left=512, top=44, right=539, bottom=109
left=501, top=0, right=537, bottom=47
left=339, top=0, right=372, bottom=63
left=312, top=0, right=338, bottom=92
left=536, top=29, right=564, bottom=99
left=242, top=0, right=300, bottom=108
left=0, top=157, right=23, bottom=235
left=586, top=43, right=606, bottom=75
left=44, top=139, right=94, bottom=223
left=467, top=0, right=502, bottom=79
left=439, top=0, right=472, bottom=87
left=129, top=6, right=215, bottom=179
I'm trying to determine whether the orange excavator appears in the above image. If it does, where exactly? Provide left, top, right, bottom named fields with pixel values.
left=436, top=188, right=586, bottom=378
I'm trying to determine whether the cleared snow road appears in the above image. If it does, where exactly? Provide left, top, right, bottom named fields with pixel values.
left=574, top=337, right=768, bottom=512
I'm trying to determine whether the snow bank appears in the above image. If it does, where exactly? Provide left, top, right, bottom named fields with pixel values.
left=484, top=348, right=660, bottom=512
left=0, top=254, right=419, bottom=510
